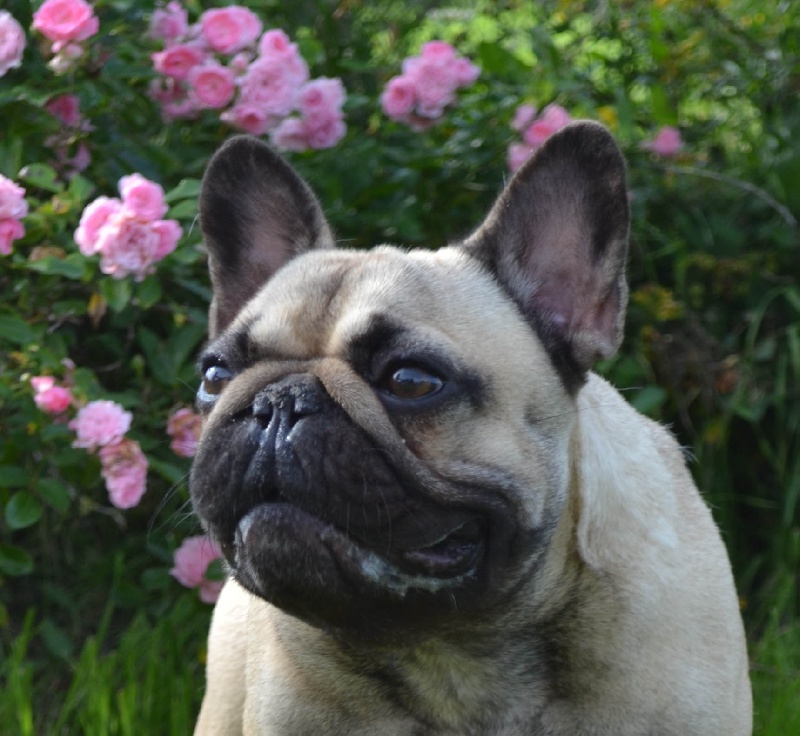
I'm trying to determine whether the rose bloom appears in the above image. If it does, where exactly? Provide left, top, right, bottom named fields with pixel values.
left=522, top=103, right=572, bottom=149
left=257, top=28, right=298, bottom=61
left=167, top=407, right=203, bottom=458
left=200, top=6, right=262, bottom=55
left=303, top=115, right=346, bottom=150
left=451, top=57, right=480, bottom=86
left=170, top=535, right=223, bottom=604
left=31, top=376, right=73, bottom=414
left=149, top=1, right=188, bottom=45
left=406, top=58, right=457, bottom=112
left=295, top=77, right=345, bottom=119
left=507, top=142, right=534, bottom=173
left=239, top=56, right=306, bottom=116
left=151, top=219, right=182, bottom=260
left=74, top=196, right=122, bottom=255
left=220, top=102, right=272, bottom=136
left=32, top=0, right=99, bottom=44
left=152, top=43, right=206, bottom=81
left=70, top=399, right=132, bottom=450
left=511, top=104, right=537, bottom=132
left=270, top=116, right=308, bottom=152
left=188, top=62, right=236, bottom=109
left=0, top=174, right=28, bottom=220
left=118, top=174, right=168, bottom=222
left=45, top=94, right=82, bottom=127
left=0, top=11, right=26, bottom=78
left=99, top=438, right=148, bottom=509
left=380, top=76, right=416, bottom=120
left=0, top=217, right=25, bottom=255
left=641, top=126, right=684, bottom=157
left=94, top=214, right=164, bottom=281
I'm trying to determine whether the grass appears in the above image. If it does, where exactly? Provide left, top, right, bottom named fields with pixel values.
left=2, top=603, right=798, bottom=734
left=1, top=597, right=208, bottom=735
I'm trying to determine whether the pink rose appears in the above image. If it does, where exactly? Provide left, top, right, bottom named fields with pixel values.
left=200, top=6, right=261, bottom=55
left=149, top=1, right=188, bottom=45
left=95, top=214, right=163, bottom=281
left=257, top=28, right=297, bottom=61
left=152, top=43, right=206, bottom=81
left=641, top=126, right=684, bottom=157
left=239, top=56, right=305, bottom=116
left=118, top=174, right=168, bottom=222
left=420, top=40, right=457, bottom=60
left=511, top=104, right=537, bottom=132
left=151, top=219, right=182, bottom=260
left=270, top=117, right=308, bottom=152
left=0, top=175, right=27, bottom=220
left=507, top=143, right=534, bottom=173
left=380, top=76, right=416, bottom=120
left=188, top=62, right=236, bottom=109
left=31, top=376, right=73, bottom=414
left=452, top=57, right=480, bottom=86
left=70, top=399, right=132, bottom=450
left=522, top=104, right=572, bottom=149
left=170, top=535, right=223, bottom=604
left=407, top=58, right=456, bottom=111
left=0, top=11, right=26, bottom=78
left=295, top=77, right=345, bottom=119
left=45, top=94, right=82, bottom=127
left=48, top=42, right=84, bottom=73
left=32, top=0, right=99, bottom=44
left=167, top=407, right=203, bottom=458
left=304, top=115, right=346, bottom=150
left=99, top=438, right=148, bottom=509
left=220, top=103, right=272, bottom=136
left=75, top=196, right=122, bottom=255
left=0, top=218, right=25, bottom=255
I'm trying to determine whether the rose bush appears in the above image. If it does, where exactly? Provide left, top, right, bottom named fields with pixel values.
left=0, top=1, right=798, bottom=729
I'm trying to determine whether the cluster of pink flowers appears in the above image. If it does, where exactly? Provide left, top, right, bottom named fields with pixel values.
left=148, top=3, right=347, bottom=151
left=31, top=376, right=74, bottom=415
left=507, top=103, right=573, bottom=172
left=31, top=0, right=99, bottom=74
left=170, top=535, right=223, bottom=603
left=68, top=400, right=148, bottom=509
left=0, top=174, right=28, bottom=256
left=75, top=173, right=182, bottom=281
left=641, top=126, right=684, bottom=157
left=167, top=407, right=202, bottom=458
left=380, top=41, right=480, bottom=128
left=45, top=94, right=92, bottom=177
left=0, top=11, right=26, bottom=78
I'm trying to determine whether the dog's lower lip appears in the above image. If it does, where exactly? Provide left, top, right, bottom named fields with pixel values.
left=400, top=519, right=483, bottom=577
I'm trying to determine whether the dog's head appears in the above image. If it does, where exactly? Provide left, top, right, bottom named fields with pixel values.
left=190, top=123, right=629, bottom=639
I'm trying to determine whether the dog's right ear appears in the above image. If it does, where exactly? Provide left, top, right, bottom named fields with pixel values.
left=200, top=136, right=335, bottom=337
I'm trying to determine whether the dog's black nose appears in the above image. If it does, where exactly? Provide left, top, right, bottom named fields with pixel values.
left=252, top=374, right=324, bottom=428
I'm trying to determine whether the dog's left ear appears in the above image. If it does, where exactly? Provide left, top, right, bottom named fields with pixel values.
left=463, top=121, right=629, bottom=389
left=200, top=136, right=335, bottom=337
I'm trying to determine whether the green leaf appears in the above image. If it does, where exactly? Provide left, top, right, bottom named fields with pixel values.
left=137, top=327, right=173, bottom=385
left=18, top=163, right=63, bottom=193
left=38, top=478, right=72, bottom=513
left=167, top=199, right=198, bottom=219
left=40, top=619, right=74, bottom=660
left=0, top=315, right=37, bottom=345
left=100, top=278, right=133, bottom=313
left=136, top=277, right=162, bottom=309
left=164, top=178, right=201, bottom=203
left=26, top=254, right=88, bottom=280
left=0, top=544, right=33, bottom=576
left=206, top=558, right=224, bottom=582
left=631, top=386, right=667, bottom=416
left=6, top=492, right=44, bottom=530
left=0, top=466, right=29, bottom=489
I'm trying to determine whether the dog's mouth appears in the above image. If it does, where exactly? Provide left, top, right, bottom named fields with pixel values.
left=225, top=500, right=486, bottom=596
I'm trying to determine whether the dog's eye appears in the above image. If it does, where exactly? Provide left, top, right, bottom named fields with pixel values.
left=200, top=364, right=233, bottom=400
left=380, top=365, right=444, bottom=401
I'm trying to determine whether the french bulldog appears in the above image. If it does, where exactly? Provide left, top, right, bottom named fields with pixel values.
left=190, top=122, right=752, bottom=735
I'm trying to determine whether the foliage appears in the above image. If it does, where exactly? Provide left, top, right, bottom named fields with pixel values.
left=0, top=0, right=798, bottom=730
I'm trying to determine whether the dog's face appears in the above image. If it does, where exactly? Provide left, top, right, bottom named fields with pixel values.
left=190, top=123, right=629, bottom=640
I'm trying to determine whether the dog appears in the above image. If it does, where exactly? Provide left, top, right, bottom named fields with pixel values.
left=189, top=122, right=752, bottom=735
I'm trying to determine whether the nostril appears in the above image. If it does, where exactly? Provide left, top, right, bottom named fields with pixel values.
left=252, top=393, right=273, bottom=422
